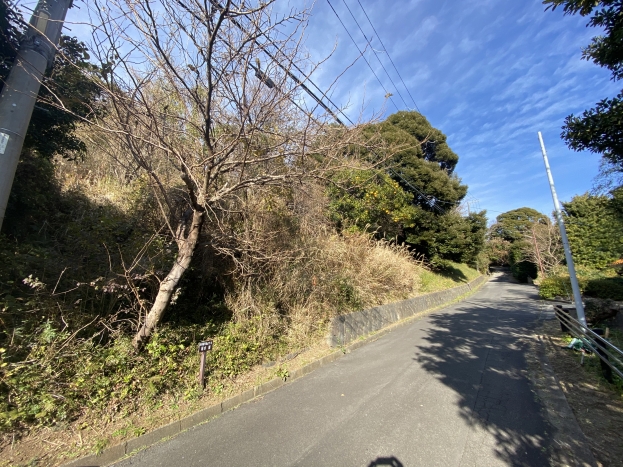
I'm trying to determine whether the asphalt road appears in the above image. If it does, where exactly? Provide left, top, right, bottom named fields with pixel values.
left=115, top=274, right=553, bottom=467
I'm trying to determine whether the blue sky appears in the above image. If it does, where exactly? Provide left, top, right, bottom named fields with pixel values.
left=295, top=0, right=618, bottom=221
left=22, top=0, right=617, bottom=222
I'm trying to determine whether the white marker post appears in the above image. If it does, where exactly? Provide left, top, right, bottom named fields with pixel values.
left=537, top=132, right=587, bottom=326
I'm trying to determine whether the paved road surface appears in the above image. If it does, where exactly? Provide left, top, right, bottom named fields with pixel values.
left=116, top=274, right=553, bottom=467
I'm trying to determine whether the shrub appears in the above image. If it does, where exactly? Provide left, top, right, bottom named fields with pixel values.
left=538, top=268, right=623, bottom=300
left=511, top=261, right=538, bottom=283
left=585, top=277, right=623, bottom=300
left=539, top=275, right=579, bottom=299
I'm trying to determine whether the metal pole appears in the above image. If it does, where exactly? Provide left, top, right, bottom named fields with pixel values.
left=537, top=132, right=587, bottom=326
left=199, top=350, right=206, bottom=389
left=0, top=0, right=72, bottom=231
left=198, top=340, right=213, bottom=389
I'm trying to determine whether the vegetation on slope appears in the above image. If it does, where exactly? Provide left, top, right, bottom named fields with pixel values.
left=0, top=1, right=486, bottom=464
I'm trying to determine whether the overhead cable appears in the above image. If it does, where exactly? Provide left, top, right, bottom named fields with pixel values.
left=341, top=0, right=410, bottom=110
left=218, top=0, right=449, bottom=214
left=210, top=0, right=346, bottom=125
left=227, top=0, right=355, bottom=125
left=355, top=0, right=421, bottom=113
left=326, top=0, right=399, bottom=112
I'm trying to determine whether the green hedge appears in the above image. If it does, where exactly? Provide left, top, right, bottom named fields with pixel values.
left=539, top=275, right=579, bottom=300
left=511, top=261, right=537, bottom=283
left=585, top=278, right=623, bottom=301
left=539, top=273, right=623, bottom=300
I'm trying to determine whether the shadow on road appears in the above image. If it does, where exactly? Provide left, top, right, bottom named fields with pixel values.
left=414, top=274, right=551, bottom=467
left=367, top=456, right=404, bottom=467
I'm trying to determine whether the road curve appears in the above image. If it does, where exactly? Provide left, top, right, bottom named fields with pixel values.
left=115, top=273, right=552, bottom=467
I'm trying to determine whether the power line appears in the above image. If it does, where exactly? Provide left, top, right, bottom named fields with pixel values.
left=388, top=168, right=446, bottom=214
left=211, top=0, right=348, bottom=125
left=340, top=0, right=410, bottom=110
left=220, top=1, right=450, bottom=215
left=355, top=0, right=421, bottom=113
left=326, top=0, right=399, bottom=112
left=228, top=0, right=355, bottom=125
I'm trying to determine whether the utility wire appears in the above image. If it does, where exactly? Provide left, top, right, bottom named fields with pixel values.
left=217, top=0, right=354, bottom=125
left=356, top=0, right=421, bottom=113
left=326, top=0, right=399, bottom=112
left=218, top=0, right=448, bottom=214
left=388, top=168, right=446, bottom=214
left=211, top=1, right=347, bottom=125
left=341, top=0, right=410, bottom=110
left=228, top=0, right=355, bottom=125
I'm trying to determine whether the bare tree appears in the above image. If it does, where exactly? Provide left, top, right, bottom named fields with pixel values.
left=85, top=0, right=368, bottom=348
left=522, top=221, right=563, bottom=278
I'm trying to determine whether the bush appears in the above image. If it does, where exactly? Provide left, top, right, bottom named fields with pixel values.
left=511, top=261, right=537, bottom=283
left=538, top=268, right=623, bottom=300
left=539, top=275, right=579, bottom=299
left=585, top=277, right=623, bottom=300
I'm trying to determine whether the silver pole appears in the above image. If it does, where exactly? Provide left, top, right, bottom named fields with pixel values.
left=538, top=132, right=587, bottom=326
left=0, top=0, right=72, bottom=231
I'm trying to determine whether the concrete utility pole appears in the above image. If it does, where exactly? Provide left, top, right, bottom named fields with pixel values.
left=538, top=131, right=587, bottom=326
left=0, top=0, right=72, bottom=231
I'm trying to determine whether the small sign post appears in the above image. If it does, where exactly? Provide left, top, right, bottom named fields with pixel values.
left=198, top=340, right=213, bottom=389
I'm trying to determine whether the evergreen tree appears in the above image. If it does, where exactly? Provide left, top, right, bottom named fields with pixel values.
left=489, top=207, right=549, bottom=242
left=544, top=0, right=623, bottom=170
left=562, top=193, right=623, bottom=268
left=368, top=111, right=467, bottom=212
left=324, top=111, right=489, bottom=265
left=359, top=111, right=474, bottom=261
left=488, top=207, right=549, bottom=281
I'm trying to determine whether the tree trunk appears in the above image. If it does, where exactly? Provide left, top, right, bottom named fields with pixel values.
left=132, top=210, right=204, bottom=349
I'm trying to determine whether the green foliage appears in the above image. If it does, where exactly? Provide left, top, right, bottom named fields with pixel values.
left=539, top=275, right=576, bottom=299
left=0, top=1, right=22, bottom=82
left=511, top=261, right=538, bottom=283
left=24, top=36, right=103, bottom=159
left=407, top=210, right=487, bottom=266
left=490, top=207, right=549, bottom=242
left=0, top=0, right=102, bottom=160
left=358, top=111, right=483, bottom=262
left=419, top=261, right=481, bottom=292
left=0, top=306, right=290, bottom=433
left=381, top=111, right=460, bottom=173
left=484, top=237, right=512, bottom=265
left=327, top=168, right=418, bottom=238
left=585, top=277, right=623, bottom=300
left=562, top=193, right=623, bottom=268
left=538, top=267, right=623, bottom=300
left=365, top=111, right=467, bottom=213
left=486, top=207, right=550, bottom=277
left=544, top=0, right=623, bottom=169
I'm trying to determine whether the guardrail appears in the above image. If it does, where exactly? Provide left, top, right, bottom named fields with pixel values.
left=554, top=305, right=623, bottom=382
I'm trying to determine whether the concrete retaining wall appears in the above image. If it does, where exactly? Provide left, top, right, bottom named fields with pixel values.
left=327, top=275, right=487, bottom=347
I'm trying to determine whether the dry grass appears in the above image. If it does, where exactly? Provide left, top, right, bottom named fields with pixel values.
left=224, top=231, right=428, bottom=350
left=1, top=153, right=482, bottom=466
left=322, top=233, right=424, bottom=305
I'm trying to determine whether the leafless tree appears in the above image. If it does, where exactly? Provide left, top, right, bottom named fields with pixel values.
left=522, top=221, right=563, bottom=278
left=84, top=0, right=372, bottom=348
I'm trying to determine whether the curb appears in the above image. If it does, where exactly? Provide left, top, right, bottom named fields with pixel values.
left=60, top=274, right=488, bottom=467
left=327, top=275, right=488, bottom=347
